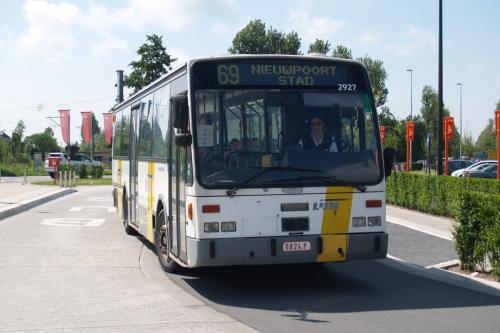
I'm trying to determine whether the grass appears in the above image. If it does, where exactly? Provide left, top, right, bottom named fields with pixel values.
left=103, top=169, right=112, bottom=176
left=33, top=178, right=112, bottom=186
left=0, top=163, right=47, bottom=176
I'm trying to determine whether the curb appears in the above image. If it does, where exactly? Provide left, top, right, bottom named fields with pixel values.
left=0, top=188, right=77, bottom=221
left=377, top=257, right=500, bottom=297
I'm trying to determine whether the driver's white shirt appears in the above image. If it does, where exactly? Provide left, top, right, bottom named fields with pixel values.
left=298, top=136, right=339, bottom=152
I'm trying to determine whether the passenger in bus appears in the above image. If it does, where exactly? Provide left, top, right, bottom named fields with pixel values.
left=300, top=116, right=338, bottom=152
left=224, top=138, right=241, bottom=162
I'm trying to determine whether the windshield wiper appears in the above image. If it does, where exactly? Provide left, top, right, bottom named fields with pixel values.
left=262, top=175, right=367, bottom=192
left=226, top=166, right=322, bottom=197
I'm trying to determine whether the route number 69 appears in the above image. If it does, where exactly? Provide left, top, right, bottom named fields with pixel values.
left=217, top=65, right=240, bottom=85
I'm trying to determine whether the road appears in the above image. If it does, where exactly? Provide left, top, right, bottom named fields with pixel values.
left=0, top=185, right=499, bottom=332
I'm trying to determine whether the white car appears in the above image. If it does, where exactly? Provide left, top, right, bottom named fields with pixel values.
left=451, top=160, right=496, bottom=177
left=44, top=152, right=102, bottom=178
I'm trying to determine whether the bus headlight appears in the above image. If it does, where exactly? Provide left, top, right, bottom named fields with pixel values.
left=352, top=217, right=366, bottom=227
left=368, top=216, right=382, bottom=226
left=221, top=221, right=236, bottom=232
left=204, top=222, right=219, bottom=233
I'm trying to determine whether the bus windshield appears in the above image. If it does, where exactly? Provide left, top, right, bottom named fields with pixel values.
left=191, top=58, right=382, bottom=189
left=193, top=89, right=382, bottom=188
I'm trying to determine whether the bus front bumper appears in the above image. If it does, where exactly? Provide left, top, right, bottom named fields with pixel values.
left=185, top=232, right=388, bottom=267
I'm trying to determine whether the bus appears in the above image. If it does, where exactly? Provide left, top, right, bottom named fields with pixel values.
left=112, top=55, right=395, bottom=272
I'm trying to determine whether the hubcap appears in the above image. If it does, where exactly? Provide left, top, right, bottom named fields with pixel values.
left=158, top=223, right=171, bottom=263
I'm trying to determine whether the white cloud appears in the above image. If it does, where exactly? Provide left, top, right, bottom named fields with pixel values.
left=16, top=0, right=81, bottom=62
left=287, top=0, right=345, bottom=45
left=91, top=34, right=128, bottom=57
left=386, top=25, right=436, bottom=56
left=15, top=0, right=238, bottom=62
left=357, top=32, right=382, bottom=45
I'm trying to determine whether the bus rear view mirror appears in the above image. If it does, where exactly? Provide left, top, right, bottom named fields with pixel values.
left=172, top=94, right=189, bottom=132
left=383, top=147, right=396, bottom=177
left=175, top=133, right=192, bottom=147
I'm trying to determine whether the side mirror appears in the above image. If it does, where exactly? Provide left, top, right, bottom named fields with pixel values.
left=171, top=95, right=189, bottom=132
left=175, top=133, right=192, bottom=147
left=383, top=147, right=396, bottom=177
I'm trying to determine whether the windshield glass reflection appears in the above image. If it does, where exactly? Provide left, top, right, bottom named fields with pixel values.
left=194, top=90, right=381, bottom=188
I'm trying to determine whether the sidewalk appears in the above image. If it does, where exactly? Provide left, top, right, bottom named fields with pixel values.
left=386, top=204, right=454, bottom=240
left=0, top=182, right=76, bottom=220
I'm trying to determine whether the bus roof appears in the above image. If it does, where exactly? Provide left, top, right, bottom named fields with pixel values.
left=112, top=54, right=367, bottom=112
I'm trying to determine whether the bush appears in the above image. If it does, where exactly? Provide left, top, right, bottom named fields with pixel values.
left=453, top=191, right=500, bottom=275
left=79, top=165, right=88, bottom=179
left=386, top=173, right=500, bottom=218
left=90, top=165, right=103, bottom=179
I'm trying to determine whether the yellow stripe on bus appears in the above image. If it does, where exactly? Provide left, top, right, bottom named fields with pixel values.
left=147, top=161, right=155, bottom=242
left=317, top=186, right=353, bottom=262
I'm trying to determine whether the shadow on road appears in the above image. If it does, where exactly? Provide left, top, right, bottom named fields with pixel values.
left=138, top=237, right=499, bottom=315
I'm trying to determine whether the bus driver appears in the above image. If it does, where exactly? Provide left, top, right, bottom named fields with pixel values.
left=300, top=116, right=338, bottom=152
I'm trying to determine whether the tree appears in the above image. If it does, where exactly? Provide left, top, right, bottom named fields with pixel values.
left=11, top=120, right=25, bottom=156
left=44, top=127, right=54, bottom=136
left=475, top=118, right=496, bottom=153
left=462, top=132, right=475, bottom=158
left=228, top=19, right=301, bottom=55
left=24, top=132, right=59, bottom=153
left=308, top=39, right=331, bottom=54
left=357, top=55, right=388, bottom=107
left=124, top=34, right=176, bottom=93
left=331, top=45, right=352, bottom=59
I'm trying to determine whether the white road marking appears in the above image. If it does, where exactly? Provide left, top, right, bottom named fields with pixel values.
left=86, top=196, right=110, bottom=202
left=387, top=254, right=406, bottom=262
left=42, top=218, right=106, bottom=227
left=426, top=259, right=460, bottom=269
left=386, top=217, right=453, bottom=241
left=69, top=206, right=116, bottom=213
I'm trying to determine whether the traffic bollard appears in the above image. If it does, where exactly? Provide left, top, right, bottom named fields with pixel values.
left=64, top=171, right=68, bottom=188
left=0, top=168, right=2, bottom=183
left=23, top=169, right=27, bottom=185
left=59, top=171, right=63, bottom=187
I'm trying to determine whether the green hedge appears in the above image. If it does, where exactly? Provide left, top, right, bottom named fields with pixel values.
left=453, top=192, right=500, bottom=275
left=386, top=173, right=500, bottom=218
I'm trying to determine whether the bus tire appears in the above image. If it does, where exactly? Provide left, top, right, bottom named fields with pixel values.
left=122, top=191, right=137, bottom=235
left=155, top=209, right=178, bottom=273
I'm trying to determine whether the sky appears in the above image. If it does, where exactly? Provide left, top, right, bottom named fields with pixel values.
left=0, top=0, right=499, bottom=146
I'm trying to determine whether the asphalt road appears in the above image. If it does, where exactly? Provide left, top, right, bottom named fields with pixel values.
left=387, top=222, right=457, bottom=267
left=0, top=185, right=498, bottom=332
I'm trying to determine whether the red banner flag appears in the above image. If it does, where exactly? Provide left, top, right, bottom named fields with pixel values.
left=81, top=112, right=92, bottom=144
left=102, top=112, right=113, bottom=145
left=58, top=109, right=70, bottom=145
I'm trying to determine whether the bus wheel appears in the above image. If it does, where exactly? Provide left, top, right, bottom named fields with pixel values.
left=122, top=192, right=137, bottom=235
left=155, top=209, right=178, bottom=273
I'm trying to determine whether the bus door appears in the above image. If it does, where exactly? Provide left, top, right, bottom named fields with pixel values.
left=129, top=104, right=140, bottom=228
left=168, top=116, right=188, bottom=262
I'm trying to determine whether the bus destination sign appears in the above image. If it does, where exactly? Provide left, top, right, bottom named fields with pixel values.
left=217, top=64, right=338, bottom=86
left=192, top=60, right=366, bottom=90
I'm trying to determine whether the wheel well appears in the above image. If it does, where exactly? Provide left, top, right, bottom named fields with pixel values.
left=155, top=200, right=164, bottom=230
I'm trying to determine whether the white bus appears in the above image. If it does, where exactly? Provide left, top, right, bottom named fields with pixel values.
left=112, top=55, right=395, bottom=272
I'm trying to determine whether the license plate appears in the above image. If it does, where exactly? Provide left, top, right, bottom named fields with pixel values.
left=282, top=241, right=311, bottom=252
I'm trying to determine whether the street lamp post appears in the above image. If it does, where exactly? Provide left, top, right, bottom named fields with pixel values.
left=406, top=69, right=413, bottom=168
left=457, top=83, right=462, bottom=159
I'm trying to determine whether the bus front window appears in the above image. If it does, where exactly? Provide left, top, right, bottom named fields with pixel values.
left=194, top=90, right=381, bottom=188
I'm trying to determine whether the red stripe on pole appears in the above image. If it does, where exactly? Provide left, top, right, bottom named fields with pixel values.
left=58, top=109, right=70, bottom=145
left=102, top=113, right=113, bottom=145
left=81, top=112, right=92, bottom=144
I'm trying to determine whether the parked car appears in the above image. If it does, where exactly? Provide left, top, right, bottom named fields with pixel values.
left=44, top=153, right=102, bottom=178
left=447, top=160, right=473, bottom=175
left=451, top=160, right=497, bottom=177
left=463, top=163, right=498, bottom=178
